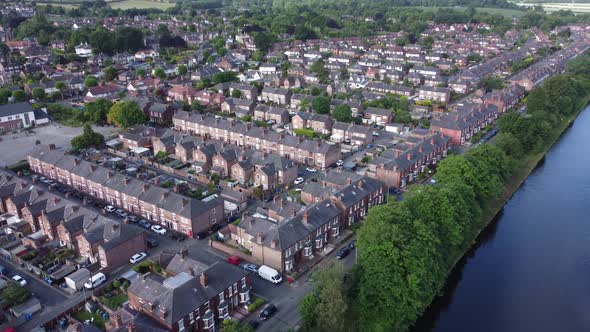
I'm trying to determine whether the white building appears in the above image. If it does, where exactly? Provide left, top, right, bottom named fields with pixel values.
left=74, top=43, right=92, bottom=58
left=0, top=102, right=48, bottom=132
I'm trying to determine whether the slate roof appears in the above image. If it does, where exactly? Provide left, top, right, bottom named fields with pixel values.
left=127, top=262, right=247, bottom=324
left=0, top=102, right=34, bottom=117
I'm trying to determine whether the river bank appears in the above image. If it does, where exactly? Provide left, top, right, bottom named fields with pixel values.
left=411, top=97, right=590, bottom=332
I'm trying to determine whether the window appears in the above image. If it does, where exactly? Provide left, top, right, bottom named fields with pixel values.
left=241, top=277, right=247, bottom=288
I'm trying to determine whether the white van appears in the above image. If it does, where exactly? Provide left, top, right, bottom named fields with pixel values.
left=258, top=265, right=282, bottom=284
left=84, top=272, right=106, bottom=289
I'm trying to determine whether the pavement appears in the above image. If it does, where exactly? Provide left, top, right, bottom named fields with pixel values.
left=0, top=124, right=118, bottom=167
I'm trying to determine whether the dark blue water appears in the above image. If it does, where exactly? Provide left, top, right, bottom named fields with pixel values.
left=414, top=106, right=590, bottom=332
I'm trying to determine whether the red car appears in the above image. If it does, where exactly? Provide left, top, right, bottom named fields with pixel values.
left=226, top=255, right=240, bottom=265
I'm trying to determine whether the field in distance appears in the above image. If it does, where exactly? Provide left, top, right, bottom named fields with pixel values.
left=515, top=2, right=590, bottom=13
left=412, top=6, right=527, bottom=17
left=107, top=0, right=176, bottom=10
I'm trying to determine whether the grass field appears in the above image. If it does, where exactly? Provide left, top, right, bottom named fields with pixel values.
left=108, top=0, right=176, bottom=10
left=515, top=2, right=590, bottom=13
left=413, top=6, right=528, bottom=17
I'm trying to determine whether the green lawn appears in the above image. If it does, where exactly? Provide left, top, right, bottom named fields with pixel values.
left=108, top=0, right=176, bottom=10
left=74, top=311, right=106, bottom=330
left=412, top=6, right=527, bottom=17
left=515, top=2, right=590, bottom=13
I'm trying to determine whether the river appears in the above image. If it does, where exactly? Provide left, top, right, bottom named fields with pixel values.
left=414, top=106, right=590, bottom=332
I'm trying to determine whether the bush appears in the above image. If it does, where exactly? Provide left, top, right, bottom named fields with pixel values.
left=113, top=280, right=121, bottom=289
left=248, top=297, right=266, bottom=312
left=294, top=128, right=317, bottom=139
left=133, top=260, right=152, bottom=274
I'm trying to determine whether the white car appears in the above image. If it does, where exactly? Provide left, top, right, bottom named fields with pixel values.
left=129, top=252, right=147, bottom=264
left=151, top=225, right=167, bottom=235
left=306, top=167, right=317, bottom=173
left=116, top=209, right=128, bottom=218
left=12, top=275, right=26, bottom=286
left=104, top=205, right=116, bottom=213
left=336, top=160, right=343, bottom=167
left=294, top=177, right=304, bottom=185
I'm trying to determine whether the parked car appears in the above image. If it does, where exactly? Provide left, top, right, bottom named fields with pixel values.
left=241, top=263, right=259, bottom=273
left=195, top=231, right=209, bottom=240
left=139, top=219, right=151, bottom=229
left=336, top=159, right=343, bottom=167
left=146, top=239, right=159, bottom=248
left=258, top=265, right=282, bottom=284
left=151, top=225, right=167, bottom=235
left=84, top=273, right=106, bottom=289
left=12, top=275, right=26, bottom=286
left=170, top=233, right=187, bottom=242
left=293, top=177, right=304, bottom=185
left=125, top=215, right=139, bottom=223
left=258, top=304, right=277, bottom=321
left=115, top=209, right=128, bottom=218
left=335, top=247, right=350, bottom=259
left=348, top=240, right=357, bottom=250
left=104, top=205, right=116, bottom=213
left=129, top=252, right=147, bottom=264
left=226, top=255, right=240, bottom=265
left=306, top=167, right=317, bottom=173
left=209, top=223, right=222, bottom=234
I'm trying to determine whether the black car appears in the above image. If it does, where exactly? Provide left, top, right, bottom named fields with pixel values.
left=258, top=304, right=277, bottom=321
left=209, top=223, right=222, bottom=234
left=335, top=247, right=350, bottom=259
left=348, top=240, right=357, bottom=250
left=147, top=239, right=159, bottom=248
left=195, top=231, right=209, bottom=240
left=170, top=233, right=187, bottom=242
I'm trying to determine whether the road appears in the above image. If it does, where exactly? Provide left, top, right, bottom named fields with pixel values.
left=255, top=239, right=357, bottom=332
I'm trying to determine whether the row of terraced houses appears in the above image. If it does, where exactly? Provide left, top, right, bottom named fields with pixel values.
left=27, top=144, right=224, bottom=238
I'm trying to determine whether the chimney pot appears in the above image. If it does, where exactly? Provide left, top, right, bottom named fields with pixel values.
left=303, top=211, right=309, bottom=225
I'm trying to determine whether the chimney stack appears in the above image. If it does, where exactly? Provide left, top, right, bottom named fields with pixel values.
left=271, top=239, right=278, bottom=249
left=407, top=152, right=412, bottom=161
left=200, top=272, right=208, bottom=287
left=358, top=180, right=363, bottom=189
left=142, top=184, right=149, bottom=192
left=74, top=158, right=80, bottom=166
left=127, top=322, right=136, bottom=332
left=303, top=211, right=309, bottom=225
left=113, top=313, right=123, bottom=328
left=187, top=267, right=194, bottom=276
left=347, top=177, right=352, bottom=185
left=124, top=177, right=130, bottom=185
left=181, top=198, right=188, bottom=208
left=256, top=232, right=264, bottom=244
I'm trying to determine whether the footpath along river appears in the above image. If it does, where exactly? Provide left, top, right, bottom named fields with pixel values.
left=413, top=105, right=590, bottom=332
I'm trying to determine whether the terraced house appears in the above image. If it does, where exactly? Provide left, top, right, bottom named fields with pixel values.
left=430, top=103, right=499, bottom=145
left=27, top=145, right=224, bottom=237
left=231, top=176, right=386, bottom=272
left=173, top=112, right=341, bottom=169
left=371, top=132, right=452, bottom=188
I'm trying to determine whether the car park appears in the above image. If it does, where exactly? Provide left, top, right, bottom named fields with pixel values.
left=151, top=225, right=167, bottom=235
left=12, top=275, right=26, bottom=286
left=104, top=205, right=116, bottom=213
left=258, top=304, right=277, bottom=321
left=294, top=177, right=304, bottom=185
left=129, top=252, right=147, bottom=264
left=241, top=263, right=259, bottom=273
left=226, top=256, right=240, bottom=265
left=335, top=247, right=350, bottom=259
left=139, top=220, right=151, bottom=229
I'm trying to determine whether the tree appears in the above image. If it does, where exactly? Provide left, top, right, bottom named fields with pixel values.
left=231, top=89, right=242, bottom=98
left=32, top=87, right=46, bottom=101
left=84, top=76, right=98, bottom=89
left=55, top=81, right=66, bottom=97
left=495, top=132, right=524, bottom=158
left=136, top=68, right=146, bottom=78
left=0, top=88, right=11, bottom=104
left=85, top=98, right=113, bottom=125
left=332, top=104, right=353, bottom=123
left=312, top=96, right=330, bottom=114
left=212, top=72, right=237, bottom=84
left=12, top=90, right=26, bottom=102
left=300, top=293, right=319, bottom=331
left=1, top=284, right=30, bottom=306
left=191, top=100, right=204, bottom=112
left=153, top=67, right=166, bottom=79
left=178, top=64, right=187, bottom=76
left=71, top=124, right=105, bottom=150
left=107, top=101, right=148, bottom=128
left=104, top=66, right=118, bottom=81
